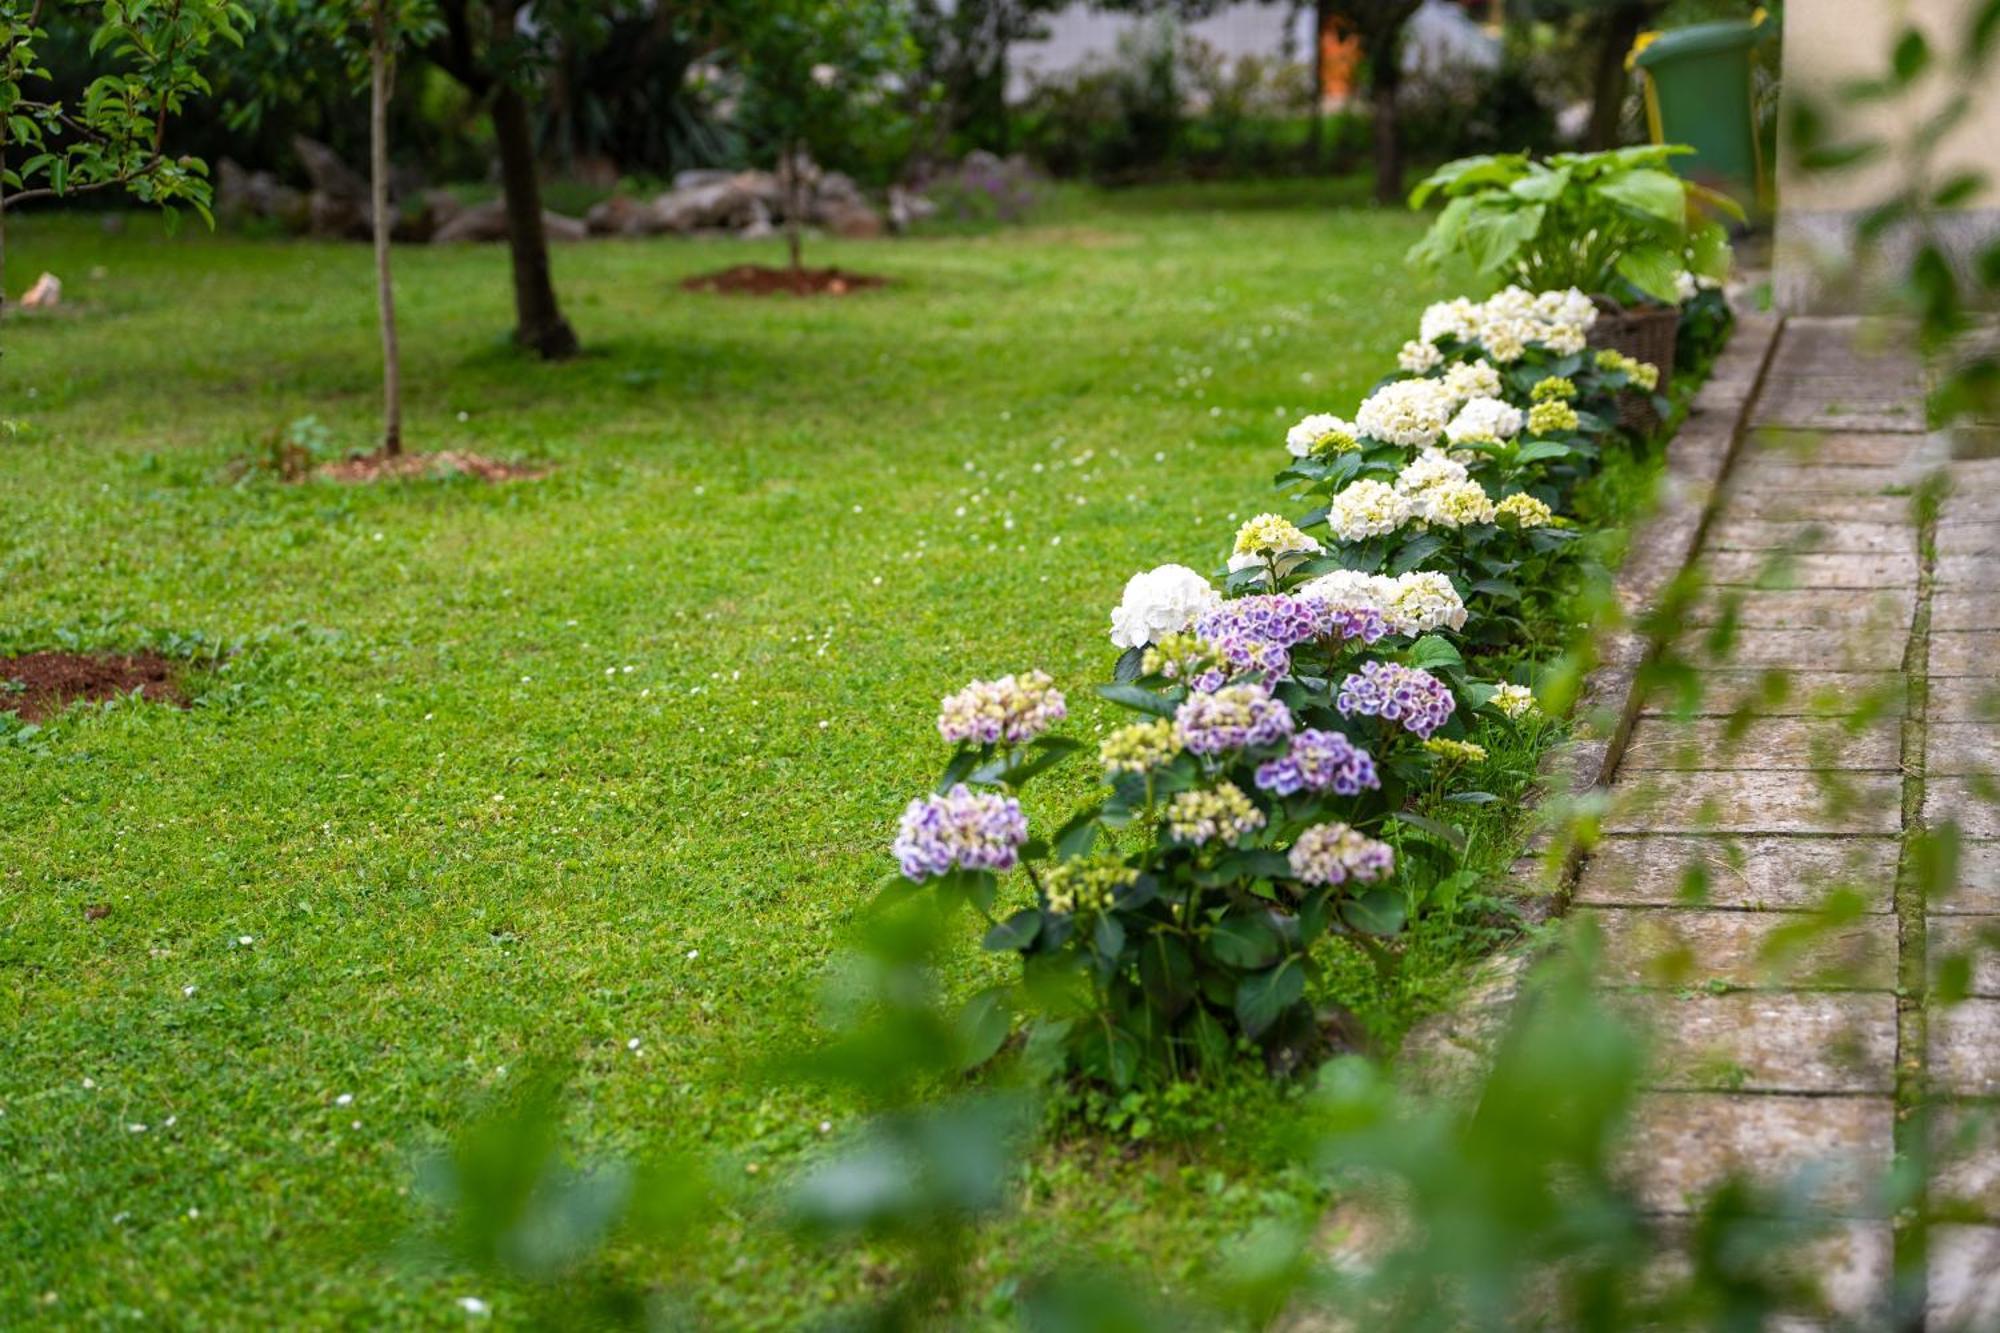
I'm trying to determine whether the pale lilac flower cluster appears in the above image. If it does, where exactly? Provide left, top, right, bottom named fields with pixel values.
left=892, top=785, right=1029, bottom=881
left=1193, top=595, right=1390, bottom=683
left=937, top=670, right=1067, bottom=745
left=1174, top=681, right=1294, bottom=755
left=1255, top=729, right=1379, bottom=797
left=1287, top=822, right=1395, bottom=887
left=1336, top=661, right=1457, bottom=738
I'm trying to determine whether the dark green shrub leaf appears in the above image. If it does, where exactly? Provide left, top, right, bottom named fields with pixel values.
left=983, top=908, right=1043, bottom=952
left=1235, top=960, right=1304, bottom=1038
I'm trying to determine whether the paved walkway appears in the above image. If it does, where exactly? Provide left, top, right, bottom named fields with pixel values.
left=1577, top=315, right=2000, bottom=1328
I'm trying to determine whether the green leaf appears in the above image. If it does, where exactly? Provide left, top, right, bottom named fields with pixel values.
left=1092, top=913, right=1125, bottom=959
left=1596, top=168, right=1686, bottom=227
left=1096, top=682, right=1178, bottom=718
left=983, top=908, right=1043, bottom=952
left=1391, top=809, right=1467, bottom=852
left=1892, top=26, right=1931, bottom=84
left=1339, top=889, right=1407, bottom=937
left=1390, top=532, right=1447, bottom=575
left=1113, top=646, right=1145, bottom=683
left=1933, top=172, right=1987, bottom=209
left=1514, top=439, right=1574, bottom=464
left=1507, top=165, right=1572, bottom=203
left=1615, top=245, right=1685, bottom=304
left=1405, top=634, right=1462, bottom=670
left=954, top=987, right=1012, bottom=1070
left=1208, top=913, right=1284, bottom=969
left=1461, top=202, right=1545, bottom=275
left=1053, top=807, right=1100, bottom=861
left=1234, top=960, right=1304, bottom=1038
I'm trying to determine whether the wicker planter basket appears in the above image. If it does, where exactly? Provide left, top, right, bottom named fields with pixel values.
left=1588, top=299, right=1680, bottom=432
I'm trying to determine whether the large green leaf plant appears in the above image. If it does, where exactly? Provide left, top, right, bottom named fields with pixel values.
left=1406, top=144, right=1741, bottom=305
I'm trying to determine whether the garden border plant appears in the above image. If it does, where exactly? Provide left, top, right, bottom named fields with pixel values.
left=886, top=254, right=1739, bottom=1092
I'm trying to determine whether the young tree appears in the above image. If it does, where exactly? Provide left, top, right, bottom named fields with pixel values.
left=0, top=0, right=250, bottom=316
left=1324, top=0, right=1420, bottom=205
left=730, top=0, right=915, bottom=275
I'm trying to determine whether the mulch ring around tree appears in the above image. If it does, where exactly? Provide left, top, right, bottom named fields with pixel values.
left=0, top=651, right=187, bottom=723
left=315, top=450, right=549, bottom=484
left=679, top=265, right=887, bottom=297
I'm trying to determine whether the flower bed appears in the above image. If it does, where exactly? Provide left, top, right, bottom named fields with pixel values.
left=889, top=280, right=1728, bottom=1088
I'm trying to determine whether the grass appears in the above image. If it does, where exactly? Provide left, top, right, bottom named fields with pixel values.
left=0, top=181, right=1599, bottom=1327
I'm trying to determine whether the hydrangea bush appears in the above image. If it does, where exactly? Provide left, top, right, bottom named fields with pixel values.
left=889, top=275, right=1728, bottom=1089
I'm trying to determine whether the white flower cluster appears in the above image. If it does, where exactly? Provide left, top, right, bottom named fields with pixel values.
left=1228, top=512, right=1324, bottom=572
left=1300, top=568, right=1467, bottom=635
left=1393, top=449, right=1470, bottom=497
left=1418, top=286, right=1597, bottom=363
left=1356, top=378, right=1455, bottom=449
left=1444, top=396, right=1524, bottom=445
left=1285, top=412, right=1360, bottom=459
left=1109, top=563, right=1220, bottom=650
left=1491, top=682, right=1539, bottom=719
left=1412, top=479, right=1498, bottom=529
left=1440, top=360, right=1502, bottom=405
left=1397, top=339, right=1443, bottom=373
left=1324, top=479, right=1414, bottom=542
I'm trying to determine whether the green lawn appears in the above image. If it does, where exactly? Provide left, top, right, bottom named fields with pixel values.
left=1, top=185, right=1478, bottom=1326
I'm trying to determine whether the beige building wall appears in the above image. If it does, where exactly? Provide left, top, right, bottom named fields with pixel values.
left=1776, top=0, right=2000, bottom=310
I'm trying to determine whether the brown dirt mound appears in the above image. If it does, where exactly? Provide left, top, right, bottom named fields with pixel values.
left=316, top=450, right=548, bottom=484
left=679, top=265, right=886, bottom=296
left=0, top=651, right=187, bottom=722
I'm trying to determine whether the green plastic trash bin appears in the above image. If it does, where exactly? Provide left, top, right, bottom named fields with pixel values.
left=1631, top=14, right=1772, bottom=214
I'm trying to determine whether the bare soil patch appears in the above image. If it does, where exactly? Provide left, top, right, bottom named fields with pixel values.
left=316, top=450, right=548, bottom=484
left=1, top=651, right=187, bottom=722
left=679, top=265, right=887, bottom=297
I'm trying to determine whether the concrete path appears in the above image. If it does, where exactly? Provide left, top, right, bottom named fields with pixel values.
left=1575, top=316, right=2000, bottom=1328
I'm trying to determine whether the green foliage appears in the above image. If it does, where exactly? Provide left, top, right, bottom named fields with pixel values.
left=1406, top=145, right=1742, bottom=302
left=0, top=0, right=251, bottom=222
left=729, top=0, right=917, bottom=180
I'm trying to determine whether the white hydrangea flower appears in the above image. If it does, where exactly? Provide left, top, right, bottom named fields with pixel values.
left=1227, top=512, right=1324, bottom=572
left=1284, top=412, right=1360, bottom=459
left=1299, top=568, right=1395, bottom=617
left=1413, top=479, right=1497, bottom=529
left=1673, top=269, right=1699, bottom=303
left=1446, top=396, right=1524, bottom=445
left=1492, top=682, right=1539, bottom=719
left=1394, top=449, right=1470, bottom=496
left=1397, top=340, right=1443, bottom=373
left=1381, top=571, right=1468, bottom=634
left=1356, top=378, right=1454, bottom=449
left=1325, top=479, right=1415, bottom=543
left=1419, top=297, right=1481, bottom=345
left=1109, top=563, right=1221, bottom=650
left=1440, top=360, right=1503, bottom=406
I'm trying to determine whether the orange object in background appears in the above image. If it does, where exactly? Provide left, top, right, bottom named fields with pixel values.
left=1318, top=15, right=1361, bottom=105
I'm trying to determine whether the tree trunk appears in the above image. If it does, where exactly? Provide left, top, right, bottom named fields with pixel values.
left=1369, top=42, right=1403, bottom=207
left=487, top=23, right=577, bottom=360
left=786, top=139, right=804, bottom=275
left=370, top=6, right=402, bottom=456
left=1307, top=0, right=1328, bottom=169
left=1587, top=4, right=1649, bottom=151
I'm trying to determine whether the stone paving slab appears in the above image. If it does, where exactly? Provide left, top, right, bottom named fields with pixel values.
left=1930, top=841, right=2000, bottom=915
left=1929, top=1225, right=2000, bottom=1329
left=1728, top=463, right=1926, bottom=494
left=1930, top=679, right=2000, bottom=722
left=1923, top=779, right=2000, bottom=839
left=1937, top=523, right=2000, bottom=557
left=1940, top=491, right=2000, bottom=524
left=1927, top=724, right=2000, bottom=776
left=1745, top=430, right=1935, bottom=467
left=1687, top=587, right=1916, bottom=631
left=1705, top=518, right=1912, bottom=554
left=1936, top=554, right=1996, bottom=588
left=1640, top=671, right=1906, bottom=719
left=1575, top=835, right=1899, bottom=912
left=1587, top=907, right=1896, bottom=990
left=1623, top=1091, right=1893, bottom=1215
left=1932, top=594, right=2000, bottom=631
left=1715, top=492, right=1915, bottom=525
left=1931, top=1109, right=2000, bottom=1219
left=1931, top=999, right=2000, bottom=1097
left=1623, top=991, right=1895, bottom=1094
left=1927, top=917, right=2000, bottom=997
left=1607, top=772, right=1903, bottom=835
left=1699, top=551, right=1919, bottom=588
left=1645, top=1220, right=1891, bottom=1327
left=1929, top=633, right=2000, bottom=678
left=1622, top=716, right=1902, bottom=771
left=1680, top=626, right=1909, bottom=673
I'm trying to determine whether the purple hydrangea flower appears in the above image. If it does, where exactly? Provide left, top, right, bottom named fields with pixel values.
left=1336, top=661, right=1457, bottom=739
left=1173, top=682, right=1294, bottom=756
left=1192, top=595, right=1388, bottom=682
left=892, top=784, right=1029, bottom=881
left=1254, top=729, right=1380, bottom=797
left=1288, top=822, right=1395, bottom=887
